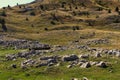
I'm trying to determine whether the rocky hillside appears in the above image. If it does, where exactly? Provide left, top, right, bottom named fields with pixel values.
left=0, top=0, right=120, bottom=80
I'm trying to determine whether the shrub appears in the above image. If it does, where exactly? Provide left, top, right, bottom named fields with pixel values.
left=108, top=9, right=111, bottom=13
left=115, top=6, right=119, bottom=12
left=30, top=11, right=36, bottom=16
left=51, top=21, right=56, bottom=25
left=26, top=17, right=29, bottom=21
left=44, top=28, right=48, bottom=31
left=0, top=18, right=7, bottom=32
left=0, top=11, right=7, bottom=17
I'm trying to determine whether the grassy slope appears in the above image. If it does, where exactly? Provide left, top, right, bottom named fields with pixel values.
left=0, top=0, right=120, bottom=80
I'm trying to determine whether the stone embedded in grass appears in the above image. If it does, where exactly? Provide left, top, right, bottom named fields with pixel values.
left=71, top=78, right=79, bottom=80
left=96, top=61, right=107, bottom=68
left=11, top=64, right=17, bottom=68
left=82, top=77, right=89, bottom=80
left=67, top=65, right=73, bottom=68
left=79, top=54, right=89, bottom=59
left=90, top=61, right=98, bottom=66
left=62, top=54, right=79, bottom=62
left=80, top=62, right=91, bottom=68
left=94, top=52, right=102, bottom=58
left=116, top=52, right=120, bottom=57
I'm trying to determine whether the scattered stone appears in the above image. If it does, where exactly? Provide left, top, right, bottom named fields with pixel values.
left=90, top=61, right=98, bottom=66
left=67, top=65, right=73, bottom=68
left=116, top=52, right=120, bottom=57
left=62, top=54, right=79, bottom=61
left=71, top=78, right=78, bottom=80
left=94, top=52, right=102, bottom=58
left=82, top=77, right=89, bottom=80
left=86, top=39, right=109, bottom=45
left=79, top=54, right=89, bottom=59
left=11, top=64, right=17, bottom=68
left=80, top=62, right=91, bottom=68
left=96, top=61, right=107, bottom=68
left=77, top=62, right=84, bottom=66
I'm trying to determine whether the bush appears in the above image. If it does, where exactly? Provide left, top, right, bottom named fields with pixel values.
left=115, top=7, right=119, bottom=12
left=108, top=9, right=111, bottom=13
left=26, top=17, right=29, bottom=21
left=0, top=11, right=7, bottom=17
left=72, top=26, right=80, bottom=31
left=0, top=18, right=7, bottom=32
left=30, top=11, right=36, bottom=16
left=44, top=28, right=48, bottom=31
left=51, top=21, right=56, bottom=25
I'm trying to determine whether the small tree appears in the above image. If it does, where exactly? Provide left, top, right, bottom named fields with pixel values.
left=17, top=3, right=19, bottom=6
left=108, top=9, right=111, bottom=13
left=0, top=18, right=7, bottom=32
left=30, top=11, right=36, bottom=16
left=115, top=6, right=119, bottom=12
left=75, top=6, right=78, bottom=9
left=44, top=28, right=48, bottom=31
left=0, top=11, right=7, bottom=17
left=26, top=17, right=29, bottom=21
left=19, top=5, right=22, bottom=9
left=40, top=5, right=44, bottom=10
left=8, top=5, right=11, bottom=8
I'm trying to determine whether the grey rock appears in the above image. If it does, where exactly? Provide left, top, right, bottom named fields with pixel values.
left=96, top=61, right=107, bottom=68
left=80, top=62, right=91, bottom=68
left=62, top=54, right=79, bottom=61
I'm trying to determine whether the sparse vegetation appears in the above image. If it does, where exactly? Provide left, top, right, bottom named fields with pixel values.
left=0, top=0, right=120, bottom=80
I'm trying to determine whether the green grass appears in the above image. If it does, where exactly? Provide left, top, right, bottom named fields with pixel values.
left=0, top=48, right=120, bottom=80
left=0, top=0, right=120, bottom=80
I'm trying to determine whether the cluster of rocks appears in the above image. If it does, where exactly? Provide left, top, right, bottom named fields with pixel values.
left=2, top=38, right=119, bottom=70
left=0, top=39, right=50, bottom=49
left=6, top=49, right=50, bottom=60
left=102, top=49, right=120, bottom=57
left=86, top=39, right=109, bottom=45
left=62, top=54, right=107, bottom=69
left=17, top=55, right=59, bottom=69
left=9, top=53, right=108, bottom=69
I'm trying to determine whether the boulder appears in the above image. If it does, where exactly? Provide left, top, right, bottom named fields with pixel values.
left=90, top=61, right=98, bottom=66
left=40, top=56, right=54, bottom=60
left=82, top=77, right=89, bottom=80
left=77, top=62, right=84, bottom=66
left=96, top=61, right=107, bottom=68
left=48, top=62, right=54, bottom=66
left=62, top=54, right=79, bottom=61
left=21, top=63, right=27, bottom=69
left=94, top=52, right=102, bottom=58
left=36, top=62, right=48, bottom=67
left=79, top=54, right=89, bottom=59
left=116, top=52, right=120, bottom=57
left=71, top=78, right=78, bottom=80
left=67, top=65, right=73, bottom=68
left=11, top=64, right=17, bottom=68
left=80, top=62, right=91, bottom=68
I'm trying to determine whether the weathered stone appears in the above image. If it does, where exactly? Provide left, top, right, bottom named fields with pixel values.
left=62, top=54, right=79, bottom=61
left=48, top=62, right=54, bottom=66
left=79, top=54, right=89, bottom=59
left=21, top=63, right=27, bottom=69
left=90, top=61, right=98, bottom=66
left=94, top=52, right=102, bottom=58
left=36, top=62, right=48, bottom=67
left=11, top=64, right=17, bottom=68
left=71, top=78, right=78, bottom=80
left=82, top=77, right=89, bottom=80
left=67, top=65, right=72, bottom=68
left=96, top=61, right=107, bottom=68
left=77, top=62, right=84, bottom=66
left=80, top=62, right=91, bottom=68
left=116, top=52, right=120, bottom=57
